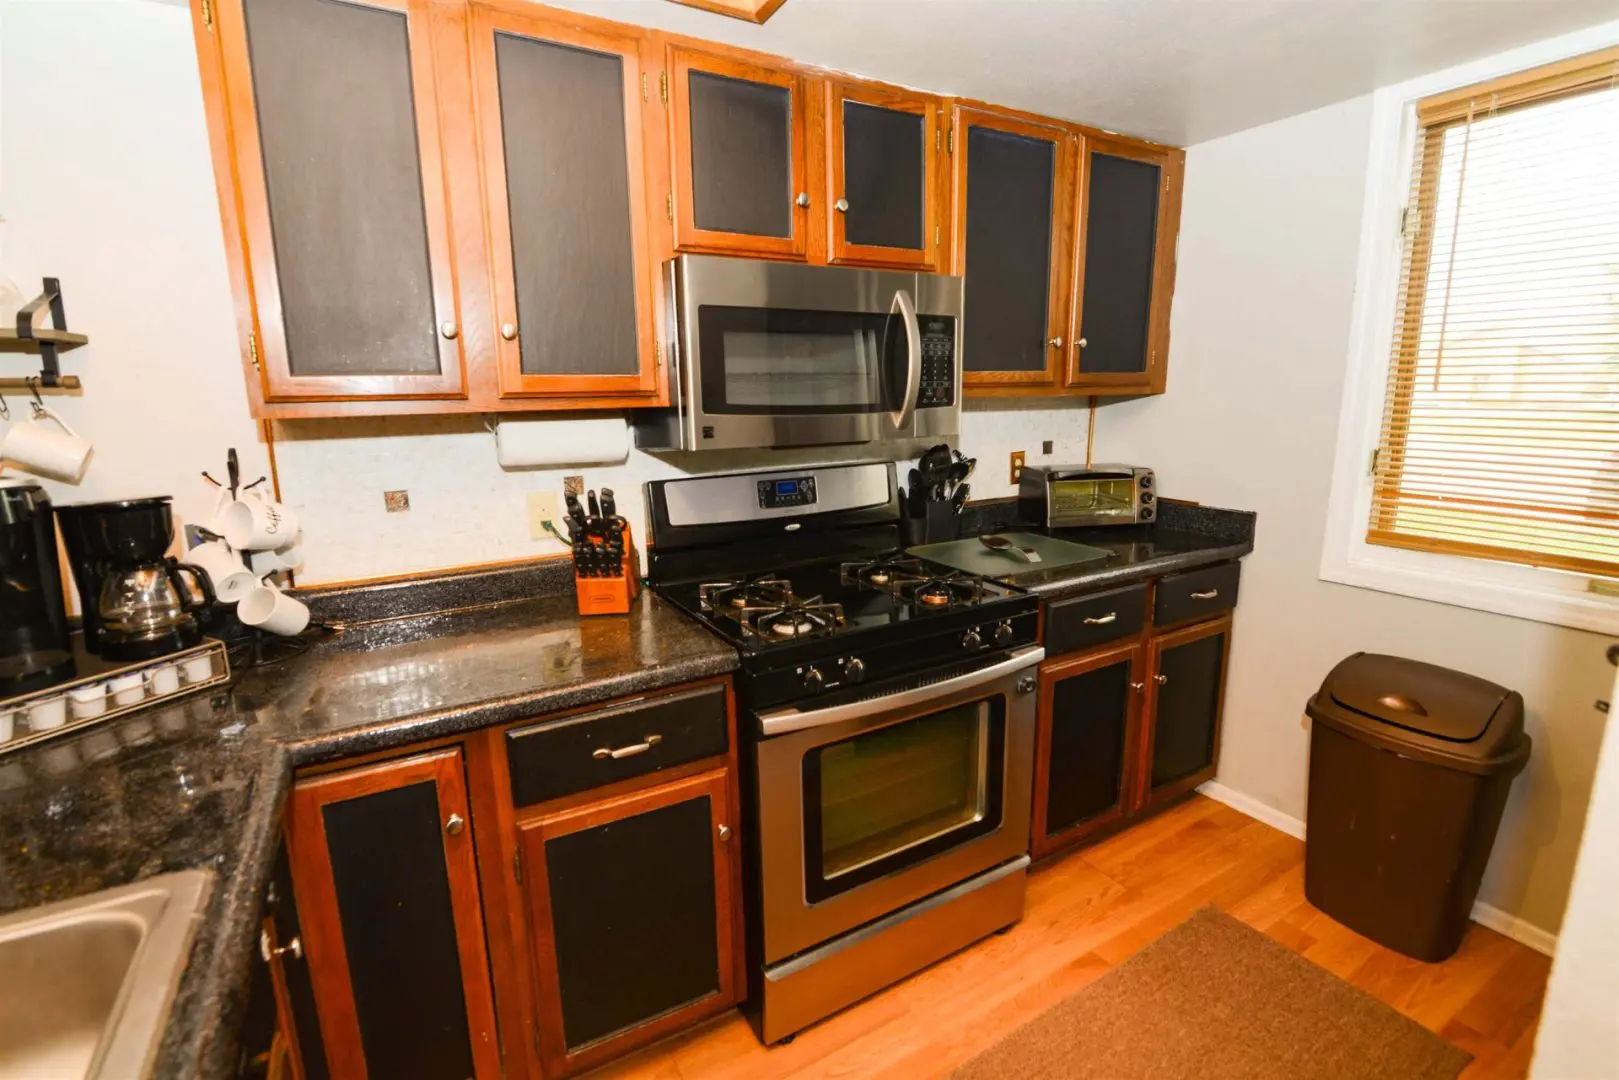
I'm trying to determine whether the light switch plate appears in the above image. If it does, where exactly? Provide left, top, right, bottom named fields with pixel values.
left=527, top=492, right=561, bottom=541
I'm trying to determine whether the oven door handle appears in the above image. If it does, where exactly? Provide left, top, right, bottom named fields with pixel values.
left=890, top=288, right=922, bottom=432
left=756, top=645, right=1045, bottom=736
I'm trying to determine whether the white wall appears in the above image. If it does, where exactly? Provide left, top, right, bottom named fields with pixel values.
left=1531, top=664, right=1619, bottom=1078
left=1094, top=93, right=1614, bottom=936
left=0, top=0, right=1094, bottom=587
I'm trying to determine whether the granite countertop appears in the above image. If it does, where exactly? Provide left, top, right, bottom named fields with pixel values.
left=953, top=498, right=1257, bottom=598
left=0, top=570, right=737, bottom=1079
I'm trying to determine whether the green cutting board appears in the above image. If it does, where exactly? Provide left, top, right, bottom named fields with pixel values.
left=908, top=532, right=1112, bottom=577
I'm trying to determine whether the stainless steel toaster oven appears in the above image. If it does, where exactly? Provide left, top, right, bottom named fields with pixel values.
left=1019, top=465, right=1156, bottom=527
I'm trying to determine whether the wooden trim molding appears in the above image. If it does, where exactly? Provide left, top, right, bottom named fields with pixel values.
left=666, top=0, right=789, bottom=25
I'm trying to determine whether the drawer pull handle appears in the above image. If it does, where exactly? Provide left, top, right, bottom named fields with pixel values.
left=1190, top=589, right=1220, bottom=600
left=1082, top=612, right=1117, bottom=625
left=592, top=734, right=663, bottom=760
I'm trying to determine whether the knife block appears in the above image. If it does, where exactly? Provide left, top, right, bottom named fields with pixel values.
left=574, top=520, right=639, bottom=616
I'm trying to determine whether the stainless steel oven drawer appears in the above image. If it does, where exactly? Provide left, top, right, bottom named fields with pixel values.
left=1154, top=562, right=1241, bottom=627
left=1044, top=583, right=1149, bottom=655
left=507, top=684, right=728, bottom=807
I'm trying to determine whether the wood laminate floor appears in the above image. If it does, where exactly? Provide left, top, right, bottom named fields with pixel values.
left=591, top=795, right=1552, bottom=1080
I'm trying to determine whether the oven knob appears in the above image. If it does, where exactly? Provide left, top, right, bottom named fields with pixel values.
left=803, top=666, right=825, bottom=692
left=844, top=657, right=866, bottom=683
left=962, top=628, right=983, bottom=651
left=993, top=621, right=1014, bottom=647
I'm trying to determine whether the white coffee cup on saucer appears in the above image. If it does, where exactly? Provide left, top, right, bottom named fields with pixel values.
left=186, top=540, right=256, bottom=602
left=1, top=403, right=92, bottom=483
left=219, top=490, right=299, bottom=551
left=239, top=582, right=310, bottom=636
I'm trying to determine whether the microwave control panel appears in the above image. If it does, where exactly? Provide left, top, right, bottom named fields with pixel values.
left=918, top=316, right=957, bottom=408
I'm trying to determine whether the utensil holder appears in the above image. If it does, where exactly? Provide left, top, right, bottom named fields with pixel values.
left=901, top=501, right=962, bottom=548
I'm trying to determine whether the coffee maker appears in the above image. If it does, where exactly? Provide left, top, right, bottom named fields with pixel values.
left=57, top=497, right=214, bottom=661
left=0, top=480, right=74, bottom=695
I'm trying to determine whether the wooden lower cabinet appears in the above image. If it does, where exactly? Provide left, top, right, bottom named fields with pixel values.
left=284, top=747, right=502, bottom=1080
left=518, top=768, right=740, bottom=1076
left=1033, top=612, right=1233, bottom=858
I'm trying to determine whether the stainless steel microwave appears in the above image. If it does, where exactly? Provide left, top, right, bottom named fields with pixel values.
left=632, top=254, right=963, bottom=452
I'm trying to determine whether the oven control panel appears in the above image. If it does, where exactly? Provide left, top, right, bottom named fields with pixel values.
left=918, top=316, right=957, bottom=409
left=758, top=475, right=817, bottom=509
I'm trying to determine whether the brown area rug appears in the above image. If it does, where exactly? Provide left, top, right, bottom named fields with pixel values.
left=950, top=906, right=1470, bottom=1080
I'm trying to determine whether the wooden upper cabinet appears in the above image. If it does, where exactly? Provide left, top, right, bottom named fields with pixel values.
left=1067, top=136, right=1183, bottom=394
left=466, top=4, right=660, bottom=398
left=211, top=0, right=466, bottom=403
left=667, top=46, right=811, bottom=260
left=952, top=108, right=1074, bottom=393
left=825, top=81, right=945, bottom=270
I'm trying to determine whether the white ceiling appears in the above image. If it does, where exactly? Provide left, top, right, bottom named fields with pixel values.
left=549, top=0, right=1618, bottom=145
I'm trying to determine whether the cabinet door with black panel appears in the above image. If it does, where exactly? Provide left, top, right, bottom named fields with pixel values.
left=826, top=81, right=944, bottom=270
left=241, top=845, right=327, bottom=1080
left=1033, top=640, right=1146, bottom=858
left=668, top=47, right=811, bottom=260
left=205, top=0, right=466, bottom=403
left=467, top=4, right=661, bottom=400
left=519, top=768, right=738, bottom=1077
left=1140, top=613, right=1232, bottom=808
left=952, top=108, right=1074, bottom=393
left=1068, top=137, right=1183, bottom=394
left=285, top=748, right=501, bottom=1080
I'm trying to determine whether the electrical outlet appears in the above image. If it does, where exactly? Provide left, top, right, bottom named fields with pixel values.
left=527, top=492, right=561, bottom=541
left=1010, top=450, right=1025, bottom=485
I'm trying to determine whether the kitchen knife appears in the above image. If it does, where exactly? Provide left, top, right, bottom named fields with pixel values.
left=565, top=492, right=588, bottom=530
left=600, top=487, right=618, bottom=522
left=587, top=489, right=601, bottom=522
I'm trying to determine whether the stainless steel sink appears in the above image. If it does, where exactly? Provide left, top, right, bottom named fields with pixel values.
left=0, top=870, right=212, bottom=1080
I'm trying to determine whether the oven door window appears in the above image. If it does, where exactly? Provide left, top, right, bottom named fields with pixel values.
left=696, top=305, right=907, bottom=415
left=803, top=696, right=1006, bottom=903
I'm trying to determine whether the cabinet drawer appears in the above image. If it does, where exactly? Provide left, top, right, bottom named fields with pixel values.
left=1154, top=563, right=1240, bottom=626
left=508, top=684, right=728, bottom=807
left=1045, top=583, right=1148, bottom=655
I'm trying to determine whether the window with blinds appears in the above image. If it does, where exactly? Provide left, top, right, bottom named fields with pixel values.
left=1369, top=48, right=1619, bottom=578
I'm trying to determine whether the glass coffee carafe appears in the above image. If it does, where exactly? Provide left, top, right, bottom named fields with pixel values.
left=98, top=558, right=212, bottom=649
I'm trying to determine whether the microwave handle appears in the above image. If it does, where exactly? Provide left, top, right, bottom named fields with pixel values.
left=891, top=288, right=922, bottom=431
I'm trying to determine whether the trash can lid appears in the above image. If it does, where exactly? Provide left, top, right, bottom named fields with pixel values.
left=1315, top=652, right=1524, bottom=760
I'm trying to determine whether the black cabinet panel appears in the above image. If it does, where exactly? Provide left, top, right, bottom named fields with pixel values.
left=1077, top=152, right=1161, bottom=376
left=547, top=796, right=721, bottom=1049
left=963, top=126, right=1056, bottom=372
left=1151, top=632, right=1226, bottom=787
left=495, top=32, right=638, bottom=377
left=842, top=101, right=924, bottom=251
left=323, top=781, right=473, bottom=1080
left=1045, top=659, right=1132, bottom=834
left=689, top=71, right=792, bottom=238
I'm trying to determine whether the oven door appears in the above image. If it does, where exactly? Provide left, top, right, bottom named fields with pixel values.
left=669, top=255, right=930, bottom=451
left=752, top=646, right=1042, bottom=963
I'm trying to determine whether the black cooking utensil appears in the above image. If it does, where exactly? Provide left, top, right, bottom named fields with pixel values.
left=951, top=483, right=969, bottom=513
left=226, top=448, right=241, bottom=499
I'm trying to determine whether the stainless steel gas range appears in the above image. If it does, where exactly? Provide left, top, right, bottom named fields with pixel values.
left=645, top=461, right=1042, bottom=1044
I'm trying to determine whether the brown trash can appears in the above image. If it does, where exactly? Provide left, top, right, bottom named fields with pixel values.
left=1304, top=653, right=1530, bottom=962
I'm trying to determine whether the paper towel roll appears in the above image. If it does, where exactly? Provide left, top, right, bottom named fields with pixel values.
left=494, top=417, right=630, bottom=468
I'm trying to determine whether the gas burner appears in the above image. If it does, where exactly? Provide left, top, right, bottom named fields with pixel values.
left=894, top=571, right=987, bottom=611
left=699, top=577, right=795, bottom=613
left=744, top=598, right=844, bottom=642
left=840, top=557, right=927, bottom=591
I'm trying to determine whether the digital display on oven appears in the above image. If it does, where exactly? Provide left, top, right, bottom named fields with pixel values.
left=758, top=475, right=817, bottom=509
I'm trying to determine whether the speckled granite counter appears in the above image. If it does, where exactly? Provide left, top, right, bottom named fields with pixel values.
left=952, top=498, right=1257, bottom=598
left=0, top=574, right=737, bottom=1079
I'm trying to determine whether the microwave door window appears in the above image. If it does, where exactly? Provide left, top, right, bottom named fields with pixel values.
left=697, top=306, right=899, bottom=415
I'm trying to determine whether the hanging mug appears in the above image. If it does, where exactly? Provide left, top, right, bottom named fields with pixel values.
left=1, top=402, right=92, bottom=483
left=219, top=490, right=300, bottom=551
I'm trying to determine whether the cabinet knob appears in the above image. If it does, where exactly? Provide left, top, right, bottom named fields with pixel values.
left=1075, top=337, right=1088, bottom=349
left=439, top=320, right=458, bottom=340
left=718, top=823, right=732, bottom=842
left=500, top=322, right=518, bottom=341
left=796, top=192, right=811, bottom=208
left=260, top=929, right=303, bottom=963
left=1154, top=673, right=1168, bottom=686
left=1048, top=336, right=1064, bottom=348
left=834, top=198, right=850, bottom=213
left=444, top=812, right=465, bottom=835
left=1131, top=681, right=1145, bottom=693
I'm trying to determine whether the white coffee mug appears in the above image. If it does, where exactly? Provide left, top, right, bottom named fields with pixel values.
left=148, top=663, right=181, bottom=695
left=28, top=695, right=67, bottom=731
left=0, top=404, right=92, bottom=483
left=239, top=583, right=310, bottom=636
left=108, top=672, right=145, bottom=707
left=219, top=491, right=299, bottom=551
left=181, top=653, right=215, bottom=685
left=248, top=534, right=304, bottom=576
left=186, top=540, right=256, bottom=603
left=69, top=683, right=108, bottom=719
